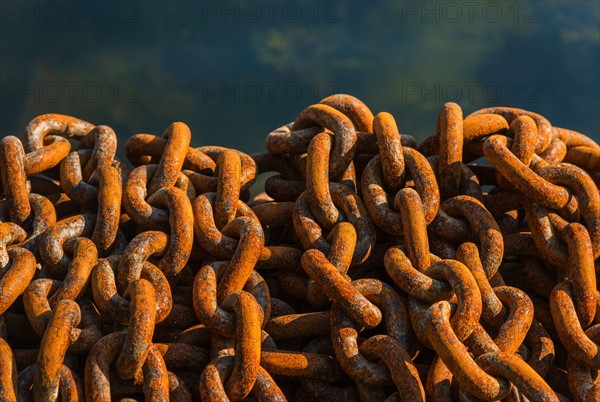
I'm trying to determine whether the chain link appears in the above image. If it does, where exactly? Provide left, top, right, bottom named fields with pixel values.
left=0, top=98, right=598, bottom=401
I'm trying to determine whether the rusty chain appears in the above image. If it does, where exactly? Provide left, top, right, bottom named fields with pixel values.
left=0, top=98, right=598, bottom=401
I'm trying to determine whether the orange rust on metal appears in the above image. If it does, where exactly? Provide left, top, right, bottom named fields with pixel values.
left=0, top=97, right=597, bottom=400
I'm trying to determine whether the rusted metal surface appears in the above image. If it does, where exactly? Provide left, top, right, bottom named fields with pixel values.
left=0, top=97, right=598, bottom=400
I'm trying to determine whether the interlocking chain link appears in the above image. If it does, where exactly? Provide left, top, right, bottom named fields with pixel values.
left=0, top=98, right=598, bottom=401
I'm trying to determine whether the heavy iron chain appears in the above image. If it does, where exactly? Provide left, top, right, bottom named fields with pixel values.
left=0, top=96, right=599, bottom=401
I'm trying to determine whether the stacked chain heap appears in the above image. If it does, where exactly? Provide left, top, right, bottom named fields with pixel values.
left=0, top=95, right=599, bottom=401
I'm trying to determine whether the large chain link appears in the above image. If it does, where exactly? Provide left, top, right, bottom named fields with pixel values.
left=0, top=98, right=598, bottom=401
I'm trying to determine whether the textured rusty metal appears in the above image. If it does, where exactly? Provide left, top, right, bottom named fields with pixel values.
left=437, top=102, right=464, bottom=200
left=1, top=99, right=598, bottom=400
left=114, top=279, right=157, bottom=380
left=0, top=246, right=36, bottom=315
left=33, top=299, right=81, bottom=401
left=0, top=136, right=30, bottom=224
left=0, top=337, right=17, bottom=402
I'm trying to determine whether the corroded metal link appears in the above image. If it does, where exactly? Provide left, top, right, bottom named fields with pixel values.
left=373, top=111, right=404, bottom=192
left=23, top=114, right=94, bottom=152
left=89, top=166, right=122, bottom=254
left=0, top=193, right=57, bottom=255
left=117, top=231, right=176, bottom=293
left=197, top=145, right=258, bottom=193
left=437, top=102, right=463, bottom=200
left=303, top=250, right=382, bottom=329
left=440, top=195, right=504, bottom=278
left=358, top=335, right=425, bottom=402
left=199, top=354, right=235, bottom=401
left=259, top=350, right=342, bottom=382
left=554, top=126, right=600, bottom=150
left=385, top=246, right=453, bottom=302
left=319, top=94, right=374, bottom=132
left=76, top=125, right=118, bottom=181
left=265, top=123, right=325, bottom=155
left=33, top=299, right=81, bottom=401
left=566, top=325, right=600, bottom=402
left=38, top=213, right=96, bottom=274
left=193, top=262, right=270, bottom=336
left=47, top=237, right=98, bottom=307
left=60, top=149, right=101, bottom=205
left=265, top=311, right=330, bottom=340
left=330, top=279, right=413, bottom=386
left=23, top=135, right=71, bottom=175
left=539, top=136, right=567, bottom=164
left=409, top=260, right=482, bottom=343
left=305, top=221, right=356, bottom=307
left=147, top=122, right=192, bottom=195
left=525, top=201, right=570, bottom=268
left=477, top=286, right=534, bottom=355
left=467, top=106, right=553, bottom=153
left=123, top=164, right=195, bottom=230
left=484, top=135, right=573, bottom=210
left=192, top=262, right=236, bottom=335
left=251, top=201, right=295, bottom=228
left=215, top=218, right=265, bottom=303
left=23, top=278, right=102, bottom=352
left=144, top=187, right=194, bottom=276
left=0, top=247, right=36, bottom=316
left=462, top=113, right=509, bottom=143
left=551, top=281, right=600, bottom=369
left=0, top=338, right=17, bottom=402
left=19, top=363, right=84, bottom=401
left=456, top=243, right=533, bottom=342
left=292, top=103, right=357, bottom=179
left=425, top=356, right=454, bottom=402
left=293, top=183, right=375, bottom=265
left=193, top=192, right=263, bottom=261
left=0, top=223, right=27, bottom=270
left=558, top=222, right=597, bottom=328
left=565, top=145, right=600, bottom=172
left=215, top=149, right=242, bottom=230
left=471, top=352, right=559, bottom=401
left=118, top=191, right=192, bottom=287
left=115, top=279, right=157, bottom=380
left=425, top=301, right=512, bottom=400
left=266, top=123, right=414, bottom=157
left=85, top=332, right=169, bottom=401
left=305, top=132, right=340, bottom=229
left=537, top=162, right=600, bottom=258
left=1, top=101, right=597, bottom=400
left=251, top=366, right=287, bottom=401
left=92, top=257, right=172, bottom=324
left=117, top=231, right=189, bottom=293
left=125, top=132, right=215, bottom=172
left=362, top=146, right=440, bottom=235
left=0, top=136, right=30, bottom=224
left=200, top=353, right=285, bottom=401
left=397, top=188, right=431, bottom=271
left=510, top=115, right=538, bottom=166
left=220, top=291, right=263, bottom=400
left=494, top=115, right=539, bottom=189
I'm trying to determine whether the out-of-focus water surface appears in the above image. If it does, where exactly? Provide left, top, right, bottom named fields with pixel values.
left=1, top=0, right=599, bottom=156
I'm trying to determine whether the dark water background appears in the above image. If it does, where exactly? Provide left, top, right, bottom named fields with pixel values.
left=1, top=0, right=599, bottom=158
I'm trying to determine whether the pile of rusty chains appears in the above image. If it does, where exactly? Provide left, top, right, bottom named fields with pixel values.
left=0, top=95, right=598, bottom=402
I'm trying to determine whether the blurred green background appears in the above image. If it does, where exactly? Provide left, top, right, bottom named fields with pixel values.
left=1, top=0, right=599, bottom=157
